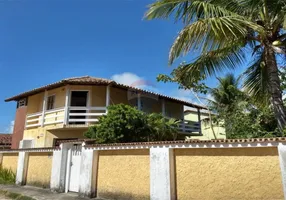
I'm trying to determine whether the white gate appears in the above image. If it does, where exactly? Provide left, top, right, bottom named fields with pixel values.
left=66, top=145, right=82, bottom=192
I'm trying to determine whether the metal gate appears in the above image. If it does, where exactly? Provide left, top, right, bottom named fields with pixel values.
left=66, top=145, right=82, bottom=192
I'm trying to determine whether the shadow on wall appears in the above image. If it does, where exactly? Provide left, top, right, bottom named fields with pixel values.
left=26, top=181, right=50, bottom=189
left=98, top=191, right=149, bottom=200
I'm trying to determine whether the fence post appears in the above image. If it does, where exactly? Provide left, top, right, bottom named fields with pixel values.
left=150, top=148, right=176, bottom=200
left=16, top=140, right=31, bottom=185
left=50, top=143, right=73, bottom=193
left=278, top=144, right=286, bottom=200
left=78, top=143, right=98, bottom=198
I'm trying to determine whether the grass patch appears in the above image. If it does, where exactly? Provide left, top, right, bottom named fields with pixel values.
left=6, top=192, right=21, bottom=199
left=0, top=166, right=16, bottom=184
left=0, top=190, right=35, bottom=200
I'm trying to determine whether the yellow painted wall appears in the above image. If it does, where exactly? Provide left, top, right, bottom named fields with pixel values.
left=26, top=152, right=53, bottom=187
left=166, top=100, right=183, bottom=119
left=24, top=127, right=87, bottom=147
left=185, top=111, right=226, bottom=140
left=141, top=97, right=161, bottom=114
left=110, top=87, right=129, bottom=105
left=45, top=129, right=87, bottom=147
left=46, top=87, right=65, bottom=108
left=27, top=93, right=44, bottom=114
left=2, top=153, right=18, bottom=173
left=97, top=149, right=150, bottom=200
left=91, top=86, right=106, bottom=107
left=175, top=147, right=283, bottom=200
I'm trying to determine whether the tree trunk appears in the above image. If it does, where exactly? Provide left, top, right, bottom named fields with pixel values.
left=265, top=43, right=286, bottom=133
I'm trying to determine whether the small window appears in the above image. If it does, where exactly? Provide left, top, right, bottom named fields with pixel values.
left=46, top=95, right=55, bottom=110
left=18, top=99, right=27, bottom=108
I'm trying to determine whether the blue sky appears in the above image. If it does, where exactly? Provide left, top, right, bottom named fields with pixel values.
left=0, top=0, right=245, bottom=132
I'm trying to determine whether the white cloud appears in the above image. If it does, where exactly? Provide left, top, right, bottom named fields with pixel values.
left=111, top=72, right=159, bottom=93
left=111, top=72, right=144, bottom=86
left=5, top=120, right=14, bottom=133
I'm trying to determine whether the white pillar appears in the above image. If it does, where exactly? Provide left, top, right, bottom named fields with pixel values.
left=78, top=144, right=98, bottom=198
left=15, top=140, right=31, bottom=185
left=162, top=99, right=166, bottom=116
left=64, top=85, right=70, bottom=125
left=50, top=143, right=73, bottom=193
left=106, top=85, right=110, bottom=114
left=137, top=93, right=142, bottom=111
left=197, top=108, right=202, bottom=135
left=150, top=148, right=176, bottom=200
left=41, top=90, right=48, bottom=127
left=278, top=144, right=286, bottom=199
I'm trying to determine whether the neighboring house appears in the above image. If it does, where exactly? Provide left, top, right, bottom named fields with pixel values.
left=5, top=76, right=205, bottom=148
left=184, top=109, right=226, bottom=140
left=0, top=134, right=12, bottom=149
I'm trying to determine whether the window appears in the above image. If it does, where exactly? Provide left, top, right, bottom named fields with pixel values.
left=46, top=95, right=55, bottom=110
left=17, top=98, right=27, bottom=108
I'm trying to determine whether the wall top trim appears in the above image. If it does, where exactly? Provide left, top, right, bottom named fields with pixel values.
left=84, top=137, right=286, bottom=150
left=0, top=147, right=57, bottom=153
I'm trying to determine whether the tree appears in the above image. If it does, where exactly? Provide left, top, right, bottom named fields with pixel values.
left=145, top=0, right=286, bottom=132
left=209, top=73, right=243, bottom=113
left=84, top=104, right=179, bottom=143
left=147, top=113, right=179, bottom=141
left=208, top=74, right=279, bottom=138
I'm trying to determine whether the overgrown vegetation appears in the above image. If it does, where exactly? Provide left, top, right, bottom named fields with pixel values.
left=0, top=190, right=36, bottom=200
left=84, top=104, right=179, bottom=143
left=0, top=167, right=16, bottom=184
left=208, top=74, right=282, bottom=138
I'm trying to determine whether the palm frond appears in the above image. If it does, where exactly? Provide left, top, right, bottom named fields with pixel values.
left=145, top=0, right=237, bottom=24
left=169, top=16, right=264, bottom=64
left=175, top=43, right=245, bottom=81
left=242, top=51, right=270, bottom=105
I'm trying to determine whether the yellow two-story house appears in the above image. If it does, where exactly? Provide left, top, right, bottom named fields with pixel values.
left=6, top=76, right=205, bottom=148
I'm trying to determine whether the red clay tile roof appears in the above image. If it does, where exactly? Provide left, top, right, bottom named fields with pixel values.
left=5, top=76, right=205, bottom=109
left=0, top=134, right=12, bottom=145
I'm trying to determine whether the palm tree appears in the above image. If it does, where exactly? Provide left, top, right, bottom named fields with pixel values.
left=209, top=73, right=242, bottom=112
left=145, top=0, right=286, bottom=132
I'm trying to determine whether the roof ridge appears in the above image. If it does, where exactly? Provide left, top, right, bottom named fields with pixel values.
left=63, top=75, right=91, bottom=81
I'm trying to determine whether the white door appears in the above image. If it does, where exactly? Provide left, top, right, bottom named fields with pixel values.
left=68, top=145, right=82, bottom=192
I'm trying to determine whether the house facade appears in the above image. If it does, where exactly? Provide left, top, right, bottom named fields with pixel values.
left=6, top=76, right=204, bottom=148
left=184, top=109, right=226, bottom=140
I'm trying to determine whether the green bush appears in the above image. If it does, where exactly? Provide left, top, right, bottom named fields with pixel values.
left=84, top=104, right=179, bottom=143
left=0, top=190, right=35, bottom=200
left=0, top=166, right=16, bottom=184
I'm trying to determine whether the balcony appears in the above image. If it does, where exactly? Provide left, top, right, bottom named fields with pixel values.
left=25, top=106, right=201, bottom=134
left=25, top=106, right=107, bottom=128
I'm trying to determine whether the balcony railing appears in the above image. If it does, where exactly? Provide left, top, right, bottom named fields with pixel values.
left=25, top=106, right=107, bottom=128
left=178, top=120, right=201, bottom=133
left=25, top=107, right=201, bottom=134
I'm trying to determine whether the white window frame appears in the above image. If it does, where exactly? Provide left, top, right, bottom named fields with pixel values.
left=46, top=94, right=56, bottom=110
left=18, top=99, right=26, bottom=107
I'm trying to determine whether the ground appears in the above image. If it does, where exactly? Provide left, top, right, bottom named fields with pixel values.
left=0, top=194, right=11, bottom=200
left=0, top=185, right=105, bottom=200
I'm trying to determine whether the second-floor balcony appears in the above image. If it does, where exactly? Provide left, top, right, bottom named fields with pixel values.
left=22, top=83, right=202, bottom=135
left=25, top=105, right=201, bottom=134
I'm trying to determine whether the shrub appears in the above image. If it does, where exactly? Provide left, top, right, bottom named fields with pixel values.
left=84, top=104, right=179, bottom=143
left=147, top=113, right=179, bottom=141
left=0, top=166, right=16, bottom=184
